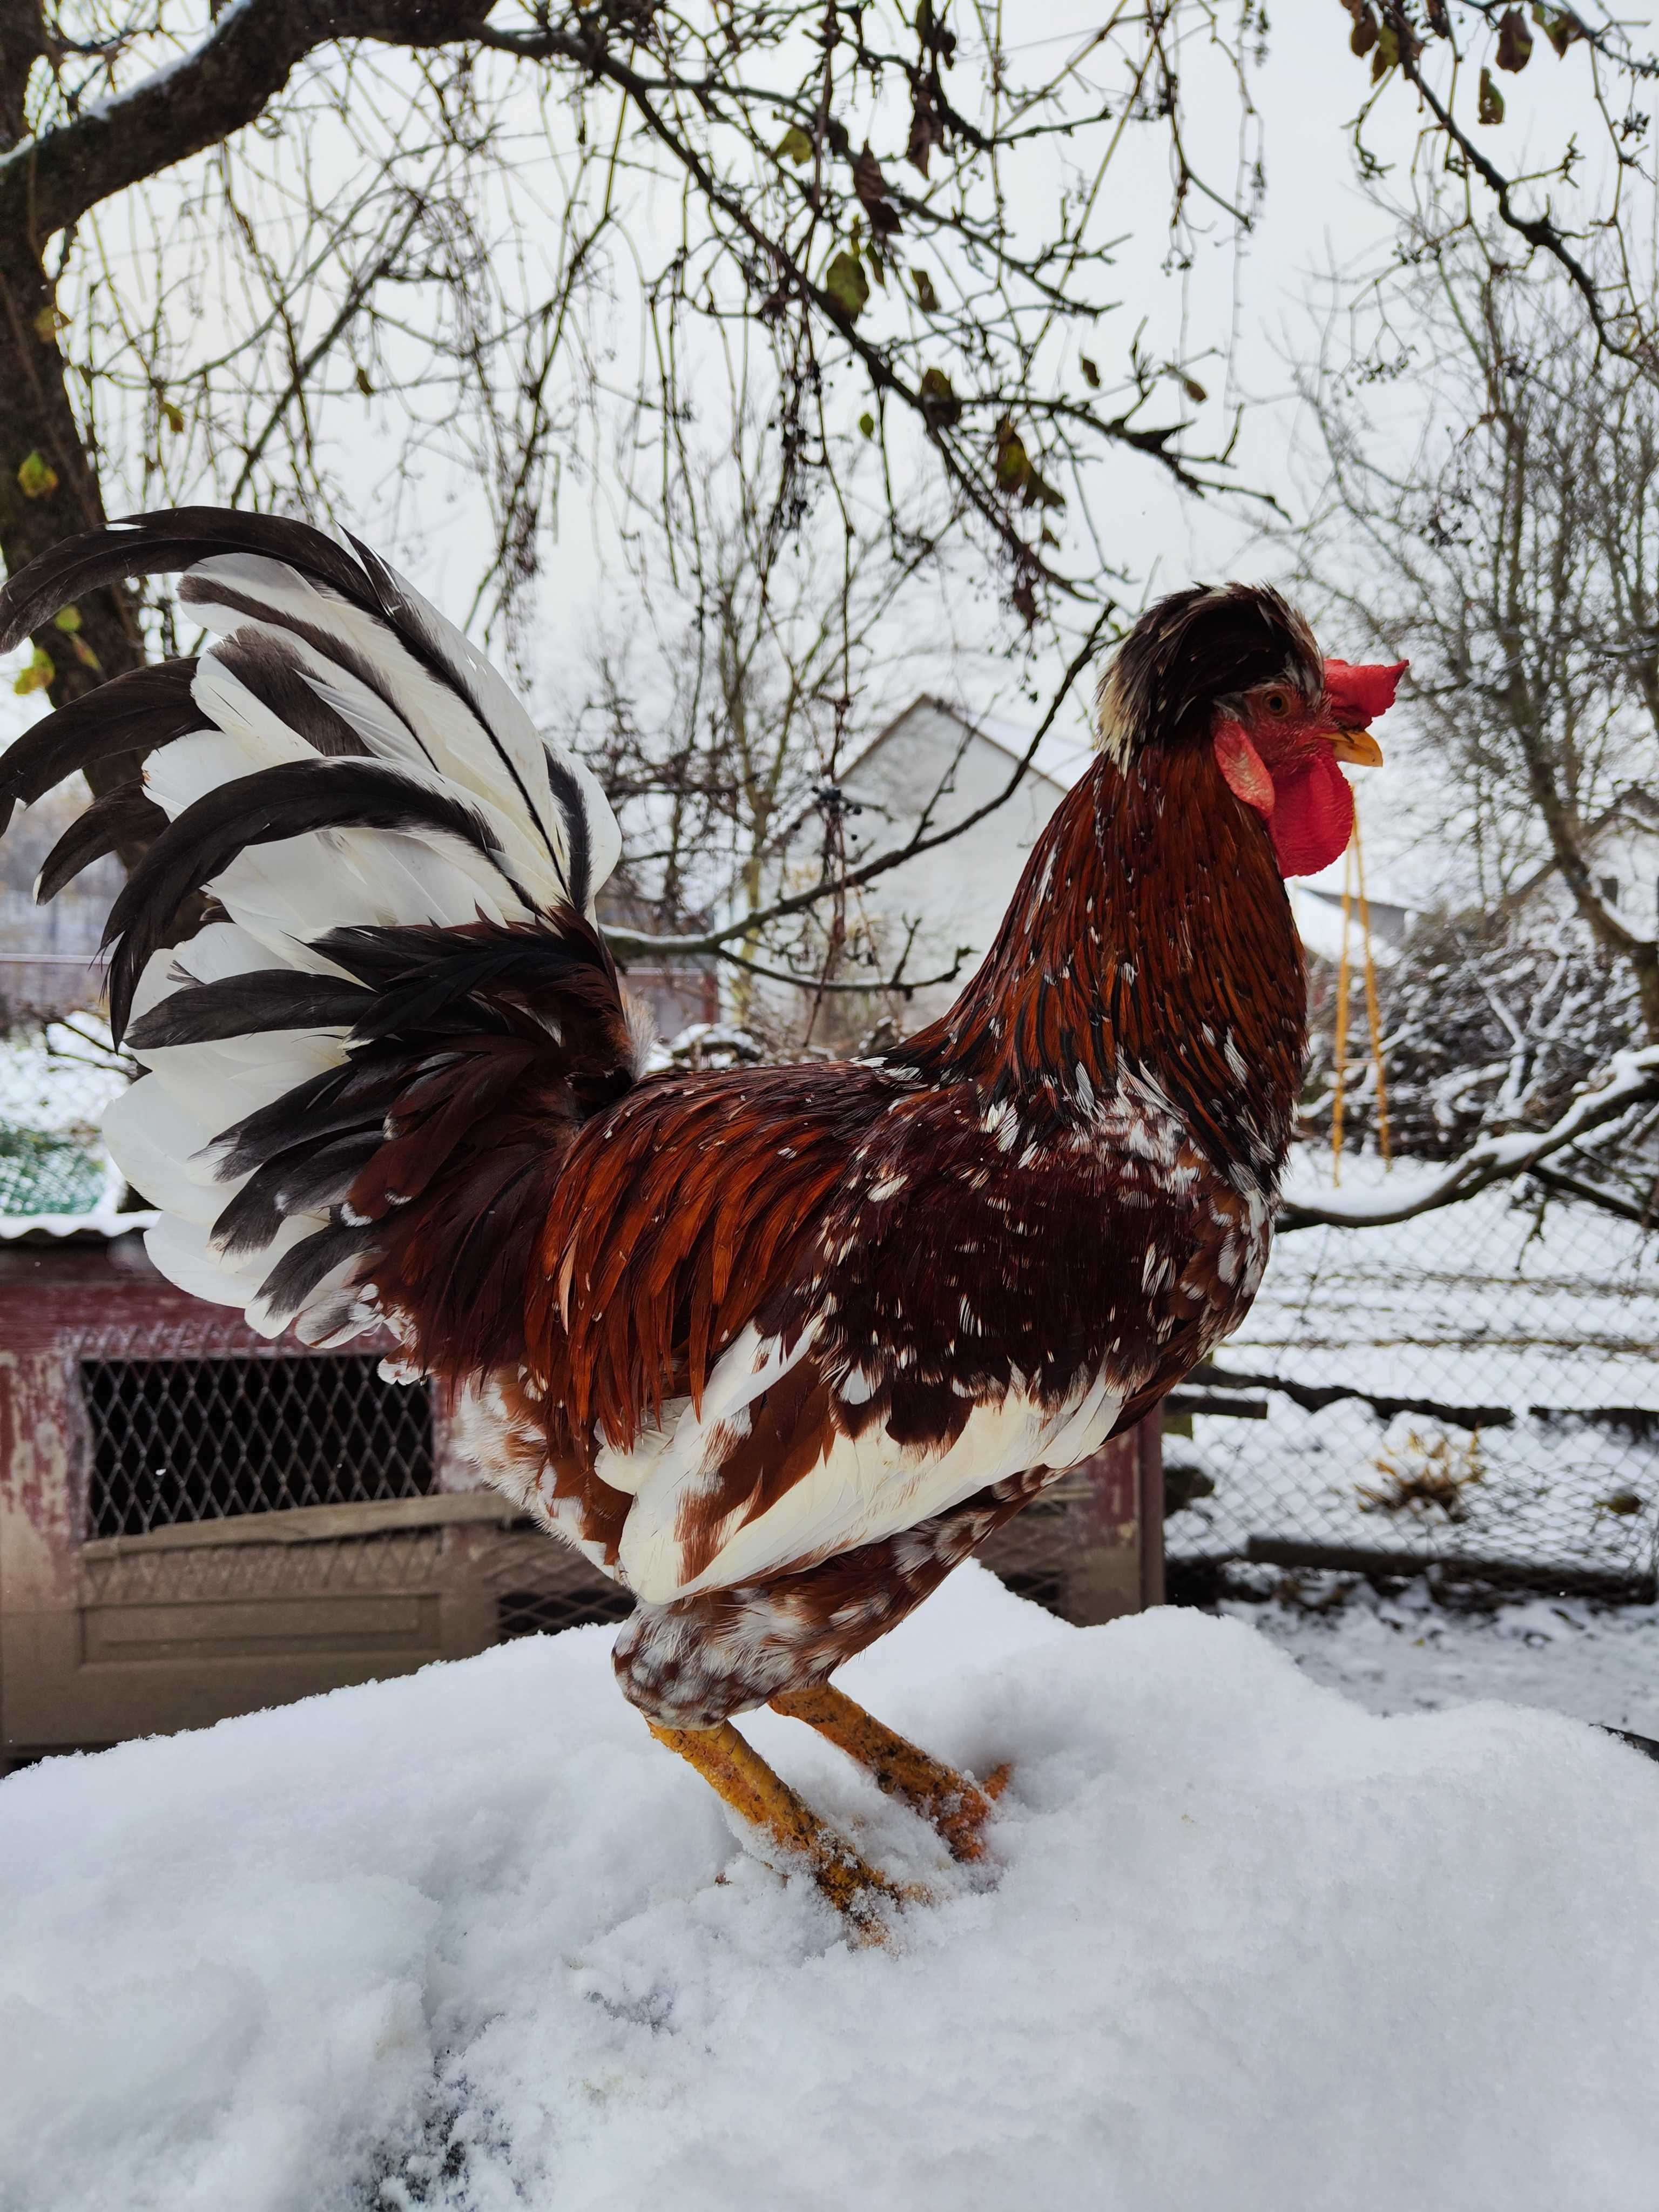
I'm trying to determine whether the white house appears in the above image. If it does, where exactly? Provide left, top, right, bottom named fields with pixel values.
left=1505, top=791, right=1659, bottom=938
left=760, top=696, right=1076, bottom=1036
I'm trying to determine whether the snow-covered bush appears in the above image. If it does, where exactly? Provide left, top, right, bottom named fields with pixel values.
left=1303, top=907, right=1645, bottom=1162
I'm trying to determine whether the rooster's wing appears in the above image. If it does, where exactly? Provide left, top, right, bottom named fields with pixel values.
left=522, top=1065, right=1255, bottom=1603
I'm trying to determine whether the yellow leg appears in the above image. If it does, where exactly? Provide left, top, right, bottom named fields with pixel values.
left=769, top=1682, right=1008, bottom=1864
left=648, top=1717, right=913, bottom=1936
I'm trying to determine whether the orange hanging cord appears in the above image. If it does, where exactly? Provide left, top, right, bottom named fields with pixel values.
left=1352, top=803, right=1392, bottom=1165
left=1329, top=799, right=1391, bottom=1186
left=1331, top=841, right=1354, bottom=1186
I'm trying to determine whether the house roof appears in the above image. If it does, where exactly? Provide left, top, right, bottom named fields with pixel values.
left=1505, top=791, right=1659, bottom=912
left=842, top=693, right=1083, bottom=797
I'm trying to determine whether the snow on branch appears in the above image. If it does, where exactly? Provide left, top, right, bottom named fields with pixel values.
left=1278, top=1046, right=1659, bottom=1232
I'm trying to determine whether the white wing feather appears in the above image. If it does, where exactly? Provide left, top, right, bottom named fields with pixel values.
left=608, top=1329, right=1124, bottom=1604
left=82, top=524, right=623, bottom=1336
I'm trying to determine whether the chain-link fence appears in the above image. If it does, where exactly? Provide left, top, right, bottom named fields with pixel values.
left=1165, top=1183, right=1659, bottom=1599
left=0, top=1126, right=107, bottom=1216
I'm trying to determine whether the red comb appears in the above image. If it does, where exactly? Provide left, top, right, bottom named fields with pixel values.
left=1323, top=658, right=1407, bottom=726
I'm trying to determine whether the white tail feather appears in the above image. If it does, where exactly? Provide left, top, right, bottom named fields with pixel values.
left=77, top=526, right=625, bottom=1336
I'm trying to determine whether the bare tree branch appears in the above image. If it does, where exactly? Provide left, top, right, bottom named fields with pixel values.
left=1279, top=1045, right=1659, bottom=1230
left=0, top=1, right=497, bottom=245
left=599, top=609, right=1111, bottom=961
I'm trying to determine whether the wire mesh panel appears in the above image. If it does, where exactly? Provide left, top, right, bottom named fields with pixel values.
left=975, top=1484, right=1088, bottom=1617
left=82, top=1356, right=435, bottom=1539
left=1166, top=1187, right=1659, bottom=1596
left=495, top=1585, right=635, bottom=1640
left=0, top=1127, right=106, bottom=1215
left=458, top=1522, right=637, bottom=1642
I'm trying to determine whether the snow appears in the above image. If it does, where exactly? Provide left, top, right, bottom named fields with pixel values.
left=4, top=1563, right=1658, bottom=2212
left=1230, top=1574, right=1659, bottom=1736
left=0, top=1201, right=157, bottom=1242
left=0, top=0, right=259, bottom=173
left=1253, top=1159, right=1657, bottom=1412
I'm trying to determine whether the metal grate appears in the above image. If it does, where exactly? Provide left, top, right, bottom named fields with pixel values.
left=83, top=1531, right=449, bottom=1607
left=975, top=1492, right=1076, bottom=1617
left=495, top=1585, right=634, bottom=1640
left=82, top=1356, right=435, bottom=1539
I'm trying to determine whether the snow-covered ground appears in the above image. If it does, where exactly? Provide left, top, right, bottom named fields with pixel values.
left=1228, top=1573, right=1659, bottom=1736
left=4, top=1564, right=1658, bottom=2212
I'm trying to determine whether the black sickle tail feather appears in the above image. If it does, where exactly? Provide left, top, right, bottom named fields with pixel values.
left=37, top=784, right=168, bottom=903
left=125, top=969, right=375, bottom=1049
left=100, top=757, right=534, bottom=1041
left=0, top=659, right=203, bottom=837
left=134, top=915, right=644, bottom=1364
left=0, top=510, right=382, bottom=655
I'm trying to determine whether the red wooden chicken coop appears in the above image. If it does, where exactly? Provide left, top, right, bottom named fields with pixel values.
left=0, top=1226, right=1161, bottom=1768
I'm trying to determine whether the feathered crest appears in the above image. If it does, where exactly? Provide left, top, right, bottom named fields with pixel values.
left=1094, top=584, right=1322, bottom=763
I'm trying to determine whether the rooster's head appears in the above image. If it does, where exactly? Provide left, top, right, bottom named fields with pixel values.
left=1094, top=583, right=1405, bottom=877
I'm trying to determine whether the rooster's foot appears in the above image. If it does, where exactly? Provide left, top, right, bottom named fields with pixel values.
left=770, top=1682, right=1005, bottom=1863
left=648, top=1717, right=917, bottom=1939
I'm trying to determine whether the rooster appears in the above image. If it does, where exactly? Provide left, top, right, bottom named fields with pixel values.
left=0, top=514, right=1400, bottom=1926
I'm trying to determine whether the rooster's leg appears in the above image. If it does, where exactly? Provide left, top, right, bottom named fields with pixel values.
left=647, top=1717, right=912, bottom=1934
left=769, top=1683, right=1008, bottom=1863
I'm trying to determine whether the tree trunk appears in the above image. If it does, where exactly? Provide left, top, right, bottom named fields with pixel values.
left=0, top=235, right=152, bottom=869
left=1, top=7, right=146, bottom=832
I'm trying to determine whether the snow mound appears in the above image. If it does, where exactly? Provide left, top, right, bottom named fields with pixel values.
left=3, top=1566, right=1656, bottom=2212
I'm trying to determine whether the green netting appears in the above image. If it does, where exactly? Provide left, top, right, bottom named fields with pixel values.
left=0, top=1125, right=107, bottom=1216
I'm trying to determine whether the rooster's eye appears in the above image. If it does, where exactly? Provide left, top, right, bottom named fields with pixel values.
left=1262, top=690, right=1291, bottom=718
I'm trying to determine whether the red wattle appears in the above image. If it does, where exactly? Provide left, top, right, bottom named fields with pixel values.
left=1269, top=745, right=1354, bottom=877
left=1323, top=657, right=1407, bottom=725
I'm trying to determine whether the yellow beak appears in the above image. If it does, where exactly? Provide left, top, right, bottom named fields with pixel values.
left=1326, top=729, right=1384, bottom=768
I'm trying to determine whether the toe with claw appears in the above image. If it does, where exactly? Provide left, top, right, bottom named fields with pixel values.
left=648, top=1718, right=920, bottom=1939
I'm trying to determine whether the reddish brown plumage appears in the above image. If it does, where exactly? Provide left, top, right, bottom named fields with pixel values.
left=496, top=724, right=1299, bottom=1521
left=427, top=728, right=1306, bottom=1702
left=903, top=733, right=1307, bottom=1147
